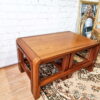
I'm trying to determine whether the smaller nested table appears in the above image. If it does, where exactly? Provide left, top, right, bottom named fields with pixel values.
left=16, top=31, right=100, bottom=100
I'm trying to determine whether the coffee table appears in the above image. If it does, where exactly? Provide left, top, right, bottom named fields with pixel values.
left=16, top=31, right=100, bottom=100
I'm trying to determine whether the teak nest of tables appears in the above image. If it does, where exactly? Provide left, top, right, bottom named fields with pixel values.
left=16, top=31, right=100, bottom=100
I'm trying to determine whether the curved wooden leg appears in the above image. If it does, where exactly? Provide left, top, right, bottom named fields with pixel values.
left=31, top=61, right=40, bottom=100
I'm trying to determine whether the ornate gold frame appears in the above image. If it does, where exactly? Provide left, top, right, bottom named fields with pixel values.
left=78, top=0, right=99, bottom=35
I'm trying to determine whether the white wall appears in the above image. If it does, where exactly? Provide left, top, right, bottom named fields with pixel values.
left=0, top=0, right=79, bottom=68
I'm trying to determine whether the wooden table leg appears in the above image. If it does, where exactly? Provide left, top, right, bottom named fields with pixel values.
left=61, top=54, right=74, bottom=80
left=67, top=53, right=74, bottom=78
left=93, top=45, right=100, bottom=60
left=86, top=64, right=94, bottom=72
left=17, top=48, right=24, bottom=73
left=86, top=45, right=100, bottom=71
left=85, top=48, right=94, bottom=71
left=31, top=60, right=40, bottom=100
left=62, top=55, right=70, bottom=71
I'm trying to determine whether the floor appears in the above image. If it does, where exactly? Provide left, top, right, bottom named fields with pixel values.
left=0, top=53, right=100, bottom=100
left=0, top=65, right=36, bottom=100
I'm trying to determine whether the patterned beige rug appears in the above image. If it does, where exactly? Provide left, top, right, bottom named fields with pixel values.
left=39, top=53, right=100, bottom=100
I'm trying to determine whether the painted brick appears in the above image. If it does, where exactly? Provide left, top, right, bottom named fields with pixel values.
left=0, top=0, right=80, bottom=67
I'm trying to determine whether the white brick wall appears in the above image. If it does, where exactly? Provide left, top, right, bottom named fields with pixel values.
left=0, top=0, right=79, bottom=68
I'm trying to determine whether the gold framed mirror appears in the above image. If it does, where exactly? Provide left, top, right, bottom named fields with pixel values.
left=78, top=0, right=99, bottom=38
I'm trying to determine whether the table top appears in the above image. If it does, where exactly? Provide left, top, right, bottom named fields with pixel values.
left=17, top=31, right=98, bottom=61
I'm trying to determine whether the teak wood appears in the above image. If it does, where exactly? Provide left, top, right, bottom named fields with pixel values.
left=16, top=31, right=100, bottom=100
